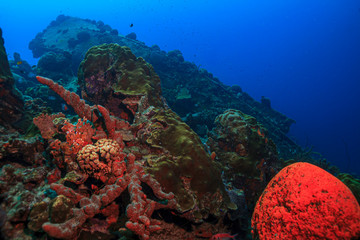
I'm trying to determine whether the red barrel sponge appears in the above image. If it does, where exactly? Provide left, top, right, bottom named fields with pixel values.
left=251, top=162, right=360, bottom=240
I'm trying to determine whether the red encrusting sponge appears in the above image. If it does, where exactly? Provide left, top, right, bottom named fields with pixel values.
left=251, top=162, right=360, bottom=240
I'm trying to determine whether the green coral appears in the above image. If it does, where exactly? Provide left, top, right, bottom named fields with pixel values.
left=142, top=108, right=230, bottom=220
left=78, top=44, right=163, bottom=109
left=208, top=109, right=281, bottom=207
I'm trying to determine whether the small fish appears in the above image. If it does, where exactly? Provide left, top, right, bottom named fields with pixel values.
left=17, top=61, right=22, bottom=65
left=48, top=96, right=56, bottom=101
left=62, top=103, right=68, bottom=111
left=210, top=151, right=216, bottom=161
left=257, top=128, right=265, bottom=138
left=130, top=23, right=134, bottom=27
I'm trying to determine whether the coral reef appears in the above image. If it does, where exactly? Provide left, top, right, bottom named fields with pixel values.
left=4, top=16, right=359, bottom=240
left=75, top=44, right=231, bottom=220
left=252, top=162, right=360, bottom=239
left=33, top=112, right=65, bottom=139
left=0, top=164, right=49, bottom=239
left=41, top=153, right=176, bottom=240
left=0, top=137, right=45, bottom=167
left=208, top=109, right=280, bottom=208
left=8, top=52, right=37, bottom=93
left=33, top=76, right=178, bottom=239
left=1, top=38, right=235, bottom=238
left=37, top=56, right=231, bottom=221
left=27, top=15, right=300, bottom=159
left=31, top=43, right=231, bottom=237
left=36, top=50, right=75, bottom=84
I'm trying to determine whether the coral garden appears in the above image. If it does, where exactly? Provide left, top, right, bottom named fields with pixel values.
left=1, top=16, right=360, bottom=240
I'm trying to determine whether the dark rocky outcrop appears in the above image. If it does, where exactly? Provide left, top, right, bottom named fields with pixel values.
left=0, top=28, right=25, bottom=131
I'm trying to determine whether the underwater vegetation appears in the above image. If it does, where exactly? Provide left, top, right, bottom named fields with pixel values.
left=0, top=15, right=360, bottom=240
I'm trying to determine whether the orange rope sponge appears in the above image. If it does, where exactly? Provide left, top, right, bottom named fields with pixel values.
left=251, top=162, right=360, bottom=240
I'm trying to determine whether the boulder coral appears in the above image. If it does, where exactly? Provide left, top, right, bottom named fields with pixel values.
left=208, top=109, right=280, bottom=208
left=251, top=162, right=360, bottom=240
left=78, top=44, right=164, bottom=114
left=140, top=108, right=230, bottom=221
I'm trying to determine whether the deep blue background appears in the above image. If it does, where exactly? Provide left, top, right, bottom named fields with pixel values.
left=1, top=0, right=360, bottom=174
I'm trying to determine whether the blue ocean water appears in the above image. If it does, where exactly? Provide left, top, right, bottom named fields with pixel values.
left=1, top=0, right=360, bottom=175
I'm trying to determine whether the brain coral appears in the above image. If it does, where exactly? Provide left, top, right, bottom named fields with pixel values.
left=251, top=162, right=360, bottom=240
left=77, top=138, right=126, bottom=183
